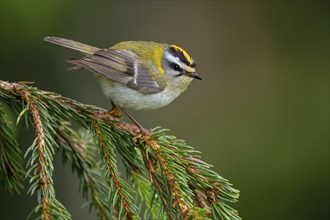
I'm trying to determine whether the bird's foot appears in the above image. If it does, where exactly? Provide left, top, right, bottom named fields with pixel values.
left=103, top=100, right=123, bottom=119
left=107, top=106, right=124, bottom=119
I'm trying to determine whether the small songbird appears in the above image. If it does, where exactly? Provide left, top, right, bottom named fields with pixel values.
left=44, top=36, right=202, bottom=132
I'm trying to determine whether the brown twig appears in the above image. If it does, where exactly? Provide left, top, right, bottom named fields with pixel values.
left=13, top=86, right=50, bottom=220
left=161, top=145, right=219, bottom=217
left=93, top=122, right=133, bottom=220
left=190, top=187, right=212, bottom=217
left=137, top=144, right=172, bottom=219
left=140, top=136, right=189, bottom=219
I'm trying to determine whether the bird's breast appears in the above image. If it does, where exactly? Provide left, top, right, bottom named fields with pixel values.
left=99, top=78, right=189, bottom=110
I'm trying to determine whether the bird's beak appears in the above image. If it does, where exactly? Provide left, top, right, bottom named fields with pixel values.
left=185, top=72, right=203, bottom=80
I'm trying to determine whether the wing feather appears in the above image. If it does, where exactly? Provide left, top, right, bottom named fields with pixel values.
left=67, top=57, right=132, bottom=84
left=67, top=49, right=164, bottom=94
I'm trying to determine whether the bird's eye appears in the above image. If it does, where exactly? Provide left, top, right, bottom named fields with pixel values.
left=172, top=63, right=182, bottom=72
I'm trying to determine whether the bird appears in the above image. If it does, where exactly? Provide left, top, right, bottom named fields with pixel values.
left=44, top=36, right=202, bottom=133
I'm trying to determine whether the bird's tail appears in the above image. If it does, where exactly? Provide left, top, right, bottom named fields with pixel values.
left=44, top=36, right=100, bottom=55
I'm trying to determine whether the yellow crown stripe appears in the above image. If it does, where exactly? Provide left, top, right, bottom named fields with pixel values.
left=170, top=45, right=193, bottom=65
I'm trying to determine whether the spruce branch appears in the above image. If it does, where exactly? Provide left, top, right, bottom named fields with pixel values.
left=0, top=80, right=240, bottom=220
left=17, top=85, right=53, bottom=219
left=13, top=83, right=71, bottom=220
left=136, top=136, right=194, bottom=219
left=92, top=121, right=138, bottom=219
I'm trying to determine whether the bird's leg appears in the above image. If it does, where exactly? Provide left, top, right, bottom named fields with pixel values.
left=120, top=107, right=151, bottom=135
left=106, top=100, right=123, bottom=118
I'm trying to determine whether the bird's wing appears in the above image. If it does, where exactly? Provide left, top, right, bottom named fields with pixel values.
left=44, top=36, right=100, bottom=55
left=67, top=49, right=164, bottom=94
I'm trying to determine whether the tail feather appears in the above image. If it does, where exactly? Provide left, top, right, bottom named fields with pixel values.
left=44, top=36, right=100, bottom=55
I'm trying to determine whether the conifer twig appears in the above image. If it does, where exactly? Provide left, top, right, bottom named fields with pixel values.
left=0, top=80, right=240, bottom=220
left=140, top=137, right=190, bottom=218
left=14, top=85, right=51, bottom=219
left=93, top=122, right=133, bottom=220
left=137, top=143, right=171, bottom=218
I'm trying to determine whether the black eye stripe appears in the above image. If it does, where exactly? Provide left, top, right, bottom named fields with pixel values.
left=172, top=63, right=183, bottom=72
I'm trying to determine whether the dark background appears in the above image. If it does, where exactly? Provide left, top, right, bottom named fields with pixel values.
left=0, top=1, right=329, bottom=220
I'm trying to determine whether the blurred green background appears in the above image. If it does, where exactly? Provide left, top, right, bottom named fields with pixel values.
left=0, top=1, right=329, bottom=219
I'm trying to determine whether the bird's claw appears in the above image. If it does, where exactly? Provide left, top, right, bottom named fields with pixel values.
left=107, top=107, right=124, bottom=119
